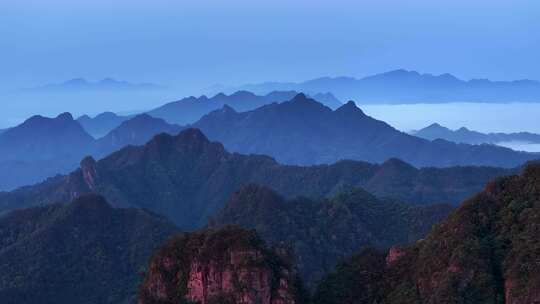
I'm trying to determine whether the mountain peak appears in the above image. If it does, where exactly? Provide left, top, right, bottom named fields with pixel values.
left=231, top=90, right=256, bottom=98
left=292, top=93, right=308, bottom=101
left=424, top=123, right=448, bottom=130
left=129, top=113, right=154, bottom=122
left=174, top=128, right=210, bottom=145
left=213, top=92, right=227, bottom=99
left=335, top=100, right=366, bottom=116
left=56, top=112, right=74, bottom=121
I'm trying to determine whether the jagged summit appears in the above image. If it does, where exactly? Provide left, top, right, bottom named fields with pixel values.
left=334, top=100, right=365, bottom=115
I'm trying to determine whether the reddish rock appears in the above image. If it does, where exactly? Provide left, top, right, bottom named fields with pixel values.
left=139, top=226, right=303, bottom=304
left=385, top=246, right=406, bottom=266
left=80, top=156, right=99, bottom=190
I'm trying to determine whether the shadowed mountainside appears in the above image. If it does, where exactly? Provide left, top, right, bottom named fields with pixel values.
left=0, top=129, right=510, bottom=230
left=314, top=163, right=540, bottom=304
left=0, top=194, right=178, bottom=304
left=193, top=93, right=538, bottom=167
left=77, top=112, right=131, bottom=138
left=148, top=90, right=342, bottom=125
left=210, top=184, right=452, bottom=286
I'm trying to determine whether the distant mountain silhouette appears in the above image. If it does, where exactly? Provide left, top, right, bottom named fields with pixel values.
left=25, top=78, right=163, bottom=92
left=231, top=69, right=540, bottom=103
left=77, top=112, right=131, bottom=138
left=147, top=90, right=342, bottom=125
left=211, top=184, right=452, bottom=286
left=96, top=114, right=183, bottom=156
left=0, top=112, right=94, bottom=162
left=0, top=194, right=178, bottom=304
left=314, top=163, right=540, bottom=304
left=0, top=112, right=97, bottom=190
left=413, top=123, right=540, bottom=145
left=0, top=113, right=183, bottom=191
left=0, top=129, right=510, bottom=229
left=192, top=94, right=538, bottom=167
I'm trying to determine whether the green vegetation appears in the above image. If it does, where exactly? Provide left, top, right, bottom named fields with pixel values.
left=314, top=164, right=540, bottom=304
left=0, top=194, right=178, bottom=304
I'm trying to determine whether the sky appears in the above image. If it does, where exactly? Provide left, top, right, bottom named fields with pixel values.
left=0, top=0, right=539, bottom=132
left=1, top=0, right=539, bottom=92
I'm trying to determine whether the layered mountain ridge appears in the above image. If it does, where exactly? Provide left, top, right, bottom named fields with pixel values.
left=232, top=69, right=540, bottom=103
left=413, top=122, right=540, bottom=145
left=210, top=184, right=452, bottom=286
left=0, top=128, right=511, bottom=230
left=193, top=93, right=538, bottom=167
left=314, top=163, right=540, bottom=304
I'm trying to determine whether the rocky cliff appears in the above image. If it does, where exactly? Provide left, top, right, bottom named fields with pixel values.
left=139, top=226, right=306, bottom=304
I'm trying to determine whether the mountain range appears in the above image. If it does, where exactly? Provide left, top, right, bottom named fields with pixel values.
left=0, top=128, right=511, bottom=229
left=3, top=92, right=532, bottom=192
left=193, top=93, right=538, bottom=167
left=77, top=112, right=132, bottom=138
left=413, top=123, right=540, bottom=145
left=0, top=113, right=183, bottom=191
left=314, top=163, right=540, bottom=304
left=0, top=194, right=178, bottom=304
left=147, top=90, right=342, bottom=125
left=227, top=69, right=540, bottom=103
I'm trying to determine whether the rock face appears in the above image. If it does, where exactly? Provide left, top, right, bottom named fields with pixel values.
left=314, top=163, right=540, bottom=304
left=139, top=226, right=305, bottom=304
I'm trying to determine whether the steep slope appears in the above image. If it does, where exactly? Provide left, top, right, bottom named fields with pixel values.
left=0, top=129, right=510, bottom=228
left=236, top=69, right=540, bottom=103
left=314, top=163, right=540, bottom=304
left=139, top=226, right=306, bottom=304
left=210, top=185, right=452, bottom=286
left=413, top=122, right=540, bottom=145
left=148, top=90, right=341, bottom=125
left=77, top=111, right=131, bottom=138
left=0, top=194, right=178, bottom=304
left=193, top=93, right=537, bottom=167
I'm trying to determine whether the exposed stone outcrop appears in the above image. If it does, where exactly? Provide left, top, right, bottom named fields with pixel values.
left=80, top=156, right=99, bottom=190
left=139, top=226, right=304, bottom=304
left=385, top=246, right=406, bottom=266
